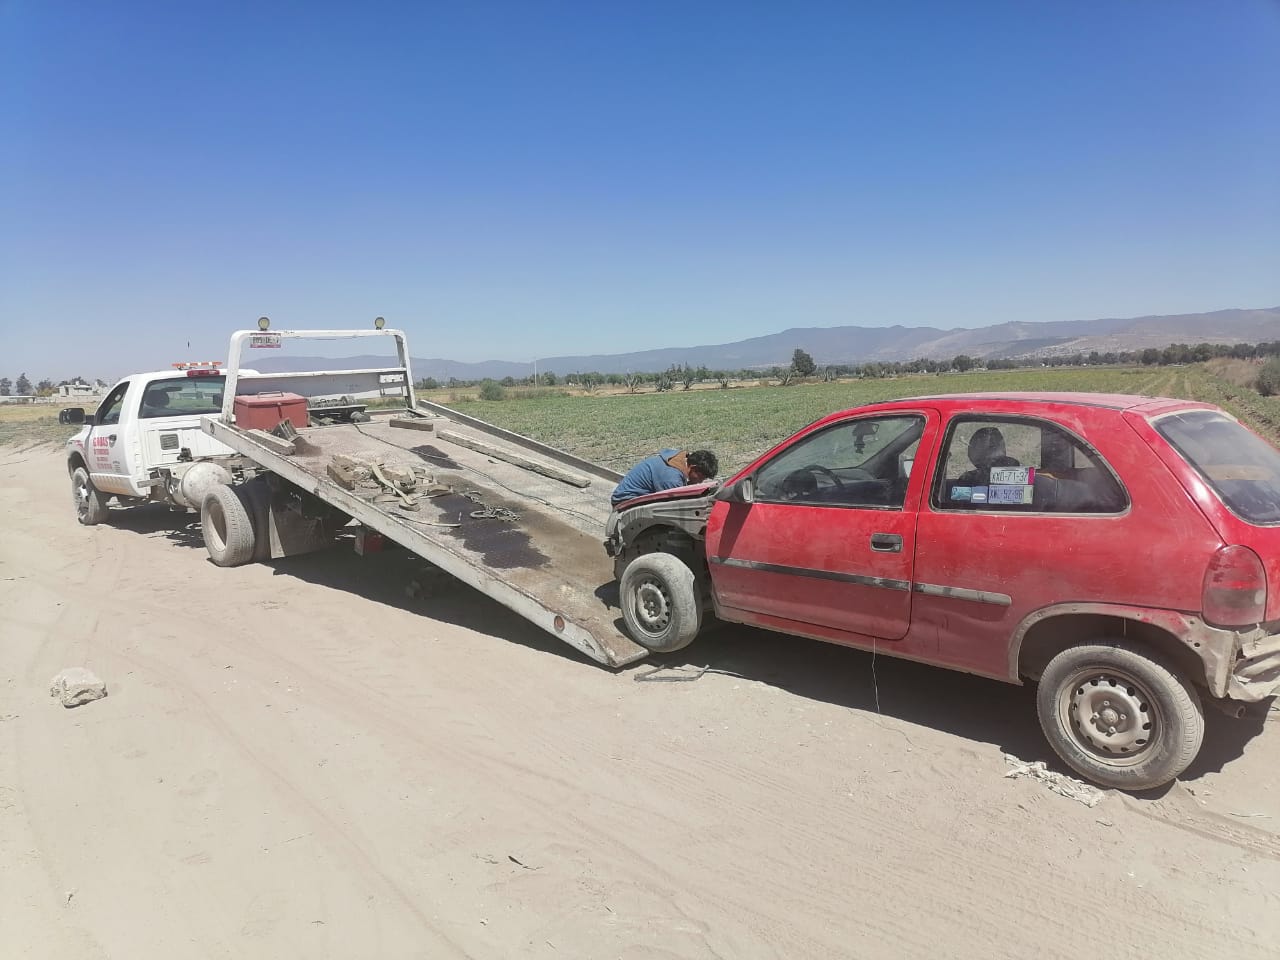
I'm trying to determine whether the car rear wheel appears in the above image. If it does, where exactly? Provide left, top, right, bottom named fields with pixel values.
left=620, top=552, right=702, bottom=653
left=1037, top=641, right=1204, bottom=791
left=71, top=467, right=110, bottom=526
left=201, top=484, right=257, bottom=567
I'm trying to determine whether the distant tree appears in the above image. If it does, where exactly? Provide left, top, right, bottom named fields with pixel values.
left=952, top=355, right=975, bottom=373
left=679, top=364, right=696, bottom=390
left=791, top=348, right=817, bottom=377
left=417, top=376, right=440, bottom=390
left=94, top=378, right=108, bottom=388
left=36, top=379, right=55, bottom=396
left=15, top=373, right=32, bottom=395
left=1257, top=359, right=1280, bottom=397
left=0, top=377, right=10, bottom=395
left=478, top=379, right=506, bottom=401
left=622, top=371, right=643, bottom=394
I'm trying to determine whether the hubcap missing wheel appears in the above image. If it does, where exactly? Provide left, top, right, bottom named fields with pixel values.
left=1059, top=669, right=1157, bottom=764
left=634, top=578, right=672, bottom=634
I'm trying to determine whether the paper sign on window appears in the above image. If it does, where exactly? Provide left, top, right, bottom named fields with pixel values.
left=989, top=466, right=1034, bottom=486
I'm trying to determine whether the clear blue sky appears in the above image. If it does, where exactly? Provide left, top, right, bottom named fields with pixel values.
left=2, top=0, right=1277, bottom=380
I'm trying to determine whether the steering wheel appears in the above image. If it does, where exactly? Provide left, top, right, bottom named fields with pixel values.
left=802, top=464, right=845, bottom=490
left=781, top=464, right=846, bottom=501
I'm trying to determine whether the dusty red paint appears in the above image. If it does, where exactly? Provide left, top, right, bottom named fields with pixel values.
left=689, top=392, right=1275, bottom=686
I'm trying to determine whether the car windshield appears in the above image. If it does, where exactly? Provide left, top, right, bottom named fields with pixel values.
left=1156, top=410, right=1280, bottom=524
left=139, top=376, right=226, bottom=419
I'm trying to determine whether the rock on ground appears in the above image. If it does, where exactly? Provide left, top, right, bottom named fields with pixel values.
left=49, top=668, right=107, bottom=708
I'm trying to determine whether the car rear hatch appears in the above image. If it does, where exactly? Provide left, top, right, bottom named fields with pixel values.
left=1137, top=405, right=1280, bottom=624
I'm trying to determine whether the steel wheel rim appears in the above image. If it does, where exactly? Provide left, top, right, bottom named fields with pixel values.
left=1057, top=666, right=1160, bottom=767
left=633, top=576, right=672, bottom=636
left=73, top=475, right=90, bottom=521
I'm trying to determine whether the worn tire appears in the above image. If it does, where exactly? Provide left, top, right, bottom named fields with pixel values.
left=620, top=552, right=702, bottom=653
left=1037, top=640, right=1204, bottom=791
left=71, top=467, right=110, bottom=526
left=200, top=484, right=257, bottom=567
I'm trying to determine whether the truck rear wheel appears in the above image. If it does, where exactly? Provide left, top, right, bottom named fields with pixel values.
left=1037, top=640, right=1204, bottom=791
left=71, top=467, right=110, bottom=526
left=201, top=484, right=257, bottom=567
left=620, top=552, right=702, bottom=654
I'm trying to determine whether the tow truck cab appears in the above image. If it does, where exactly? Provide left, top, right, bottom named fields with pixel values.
left=65, top=362, right=247, bottom=506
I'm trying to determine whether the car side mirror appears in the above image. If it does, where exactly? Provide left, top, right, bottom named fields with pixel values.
left=61, top=407, right=86, bottom=424
left=714, top=476, right=755, bottom=504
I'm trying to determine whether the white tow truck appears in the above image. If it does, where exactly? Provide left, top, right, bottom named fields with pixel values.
left=66, top=323, right=652, bottom=668
left=64, top=361, right=256, bottom=523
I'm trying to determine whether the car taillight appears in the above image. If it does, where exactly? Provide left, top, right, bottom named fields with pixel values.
left=1202, top=545, right=1267, bottom=627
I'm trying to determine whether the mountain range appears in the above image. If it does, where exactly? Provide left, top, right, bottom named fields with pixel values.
left=254, top=306, right=1280, bottom=379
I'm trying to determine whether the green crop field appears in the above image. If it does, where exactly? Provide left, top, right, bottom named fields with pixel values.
left=8, top=364, right=1280, bottom=472
left=445, top=364, right=1280, bottom=474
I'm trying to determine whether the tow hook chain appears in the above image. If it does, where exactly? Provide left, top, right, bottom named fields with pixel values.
left=461, top=489, right=521, bottom=522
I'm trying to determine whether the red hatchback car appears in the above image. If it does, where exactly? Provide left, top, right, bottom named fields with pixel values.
left=605, top=393, right=1280, bottom=790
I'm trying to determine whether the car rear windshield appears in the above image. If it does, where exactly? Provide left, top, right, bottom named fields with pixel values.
left=139, top=376, right=226, bottom=419
left=1156, top=410, right=1280, bottom=524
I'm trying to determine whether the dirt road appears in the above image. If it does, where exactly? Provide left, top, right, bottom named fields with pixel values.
left=3, top=446, right=1279, bottom=959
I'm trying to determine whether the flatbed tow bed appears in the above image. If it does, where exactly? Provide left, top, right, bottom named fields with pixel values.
left=201, top=326, right=648, bottom=667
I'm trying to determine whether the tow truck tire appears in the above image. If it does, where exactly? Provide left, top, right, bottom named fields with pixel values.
left=620, top=552, right=702, bottom=653
left=201, top=484, right=257, bottom=567
left=71, top=467, right=110, bottom=526
left=1037, top=640, right=1204, bottom=791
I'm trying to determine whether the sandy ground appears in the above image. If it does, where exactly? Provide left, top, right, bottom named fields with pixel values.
left=3, top=445, right=1280, bottom=960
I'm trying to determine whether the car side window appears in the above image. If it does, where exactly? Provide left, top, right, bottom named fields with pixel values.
left=95, top=382, right=130, bottom=426
left=932, top=416, right=1127, bottom=514
left=755, top=415, right=925, bottom=509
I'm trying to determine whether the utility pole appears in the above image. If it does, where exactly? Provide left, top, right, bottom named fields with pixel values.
left=533, top=357, right=538, bottom=387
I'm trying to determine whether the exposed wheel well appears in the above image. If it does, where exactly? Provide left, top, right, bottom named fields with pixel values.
left=613, top=524, right=707, bottom=588
left=1017, top=614, right=1207, bottom=689
left=67, top=453, right=87, bottom=475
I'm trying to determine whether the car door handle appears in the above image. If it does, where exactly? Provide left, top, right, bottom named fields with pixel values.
left=870, top=533, right=902, bottom=553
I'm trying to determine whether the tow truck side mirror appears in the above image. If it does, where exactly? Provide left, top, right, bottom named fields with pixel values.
left=714, top=476, right=755, bottom=504
left=61, top=407, right=86, bottom=425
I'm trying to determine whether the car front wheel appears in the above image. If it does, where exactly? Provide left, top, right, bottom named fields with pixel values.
left=1037, top=640, right=1204, bottom=791
left=620, top=552, right=702, bottom=654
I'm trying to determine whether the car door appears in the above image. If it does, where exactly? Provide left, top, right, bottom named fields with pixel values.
left=910, top=413, right=1142, bottom=678
left=86, top=380, right=134, bottom=494
left=706, top=410, right=938, bottom=641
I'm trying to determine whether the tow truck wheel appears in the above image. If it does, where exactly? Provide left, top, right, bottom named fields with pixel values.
left=71, top=467, right=109, bottom=526
left=620, top=552, right=702, bottom=653
left=1037, top=640, right=1204, bottom=791
left=200, top=484, right=257, bottom=567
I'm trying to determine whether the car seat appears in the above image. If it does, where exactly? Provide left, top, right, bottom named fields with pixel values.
left=955, top=426, right=1020, bottom=486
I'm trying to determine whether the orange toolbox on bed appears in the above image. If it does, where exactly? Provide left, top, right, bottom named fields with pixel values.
left=233, top=392, right=309, bottom=431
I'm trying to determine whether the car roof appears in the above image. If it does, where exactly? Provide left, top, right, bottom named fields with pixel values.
left=867, top=391, right=1215, bottom=414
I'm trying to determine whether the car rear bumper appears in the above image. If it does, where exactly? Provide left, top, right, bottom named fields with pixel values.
left=1227, top=631, right=1280, bottom=702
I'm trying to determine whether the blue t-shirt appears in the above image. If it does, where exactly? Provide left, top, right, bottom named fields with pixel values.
left=611, top=449, right=687, bottom=505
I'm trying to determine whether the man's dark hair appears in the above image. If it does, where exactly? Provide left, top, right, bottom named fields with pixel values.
left=688, top=449, right=719, bottom=479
